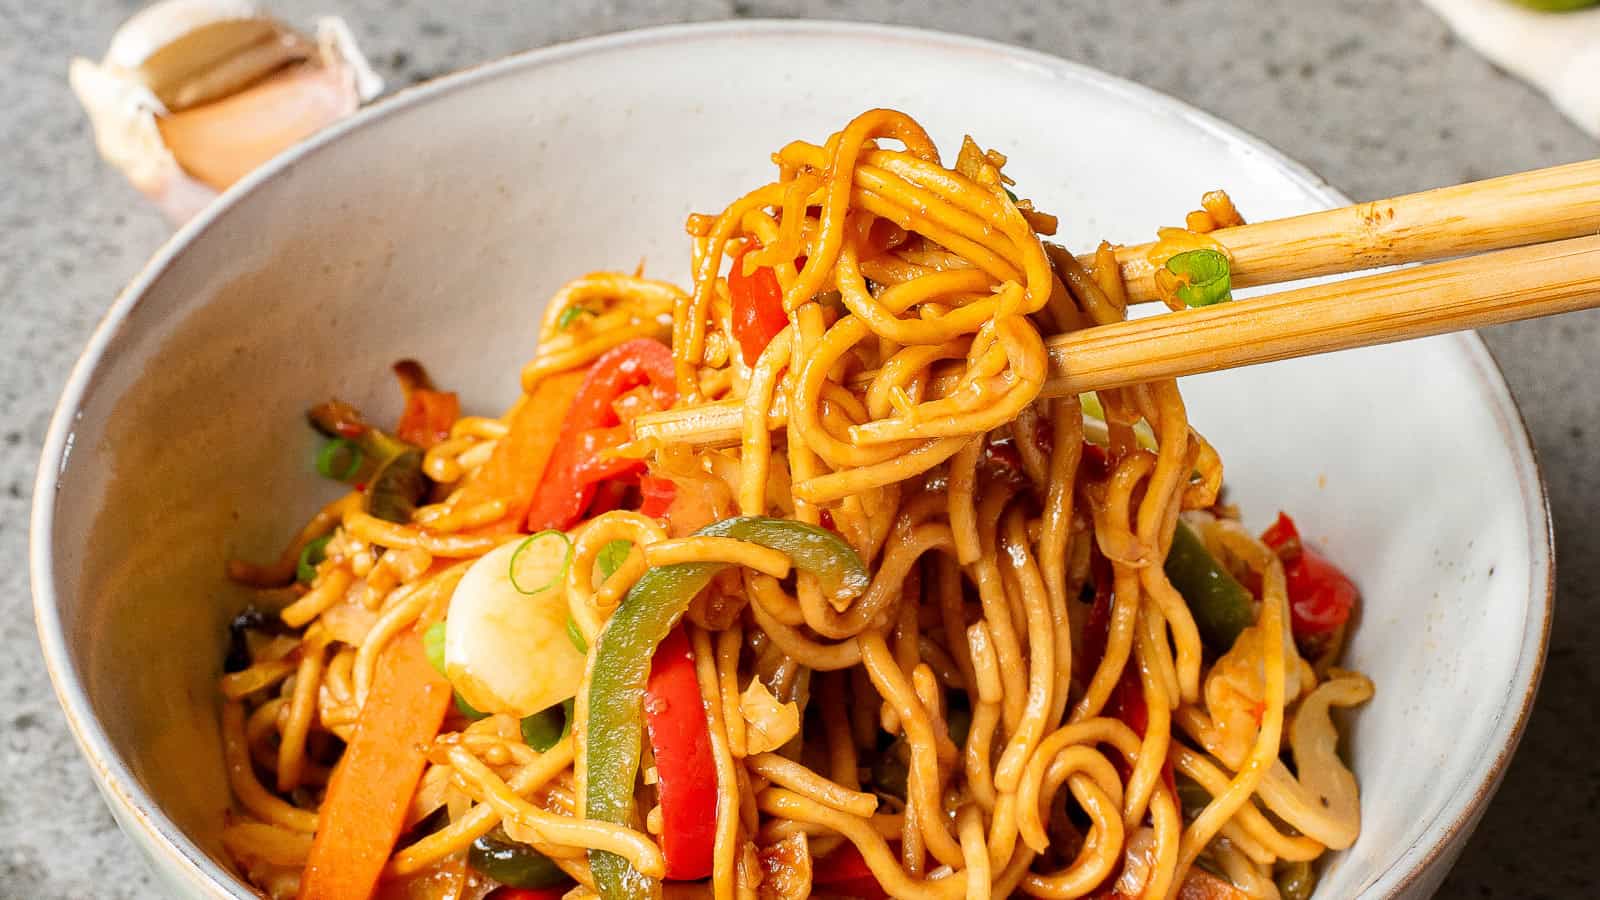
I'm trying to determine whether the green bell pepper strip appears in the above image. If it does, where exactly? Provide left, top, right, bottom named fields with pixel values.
left=1273, top=859, right=1316, bottom=900
left=521, top=699, right=573, bottom=752
left=1164, top=519, right=1256, bottom=652
left=367, top=447, right=428, bottom=524
left=1165, top=249, right=1233, bottom=307
left=469, top=829, right=570, bottom=889
left=583, top=516, right=868, bottom=900
left=1172, top=772, right=1213, bottom=817
left=868, top=740, right=911, bottom=801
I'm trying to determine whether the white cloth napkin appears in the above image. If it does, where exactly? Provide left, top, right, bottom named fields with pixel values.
left=1422, top=0, right=1600, bottom=138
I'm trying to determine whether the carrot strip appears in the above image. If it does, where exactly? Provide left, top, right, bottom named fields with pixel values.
left=301, top=631, right=452, bottom=900
left=456, top=370, right=587, bottom=534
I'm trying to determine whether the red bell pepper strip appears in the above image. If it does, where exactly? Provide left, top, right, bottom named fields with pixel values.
left=1079, top=537, right=1115, bottom=683
left=813, top=844, right=889, bottom=900
left=727, top=244, right=789, bottom=367
left=526, top=338, right=676, bottom=531
left=1081, top=439, right=1179, bottom=813
left=395, top=388, right=460, bottom=450
left=1080, top=441, right=1111, bottom=480
left=584, top=518, right=868, bottom=899
left=586, top=479, right=631, bottom=519
left=1106, top=660, right=1178, bottom=805
left=642, top=626, right=718, bottom=881
left=487, top=889, right=570, bottom=900
left=818, top=873, right=890, bottom=898
left=1260, top=512, right=1358, bottom=648
left=638, top=475, right=677, bottom=519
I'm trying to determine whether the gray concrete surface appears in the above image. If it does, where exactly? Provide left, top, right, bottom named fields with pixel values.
left=2, top=1, right=1596, bottom=897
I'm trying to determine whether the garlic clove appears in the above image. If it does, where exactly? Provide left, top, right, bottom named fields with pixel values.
left=69, top=57, right=216, bottom=222
left=313, top=16, right=383, bottom=105
left=155, top=26, right=313, bottom=112
left=108, top=1, right=312, bottom=111
left=70, top=0, right=381, bottom=223
left=104, top=0, right=262, bottom=72
left=156, top=60, right=356, bottom=192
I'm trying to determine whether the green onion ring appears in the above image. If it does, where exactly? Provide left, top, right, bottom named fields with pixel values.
left=295, top=534, right=333, bottom=584
left=508, top=529, right=573, bottom=595
left=557, top=305, right=594, bottom=330
left=422, top=620, right=448, bottom=675
left=1164, top=248, right=1233, bottom=308
left=315, top=437, right=364, bottom=481
left=596, top=539, right=632, bottom=580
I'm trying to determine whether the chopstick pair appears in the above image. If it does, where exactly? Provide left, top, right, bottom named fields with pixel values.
left=635, top=158, right=1600, bottom=446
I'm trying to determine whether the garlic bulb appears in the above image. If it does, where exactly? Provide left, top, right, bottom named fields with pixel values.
left=70, top=0, right=381, bottom=222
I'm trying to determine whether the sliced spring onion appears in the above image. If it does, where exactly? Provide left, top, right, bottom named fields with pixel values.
left=315, top=437, right=364, bottom=481
left=869, top=740, right=910, bottom=800
left=1002, top=186, right=1019, bottom=203
left=557, top=305, right=594, bottom=330
left=423, top=621, right=448, bottom=675
left=1078, top=392, right=1158, bottom=452
left=597, top=539, right=632, bottom=580
left=509, top=530, right=572, bottom=595
left=1164, top=248, right=1233, bottom=307
left=295, top=535, right=332, bottom=584
left=1173, top=773, right=1213, bottom=816
left=307, top=401, right=414, bottom=469
left=945, top=694, right=973, bottom=746
left=520, top=699, right=574, bottom=751
left=1079, top=391, right=1106, bottom=421
left=566, top=616, right=588, bottom=654
left=456, top=692, right=487, bottom=720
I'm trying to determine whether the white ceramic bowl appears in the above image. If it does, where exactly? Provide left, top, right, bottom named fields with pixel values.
left=31, top=21, right=1550, bottom=899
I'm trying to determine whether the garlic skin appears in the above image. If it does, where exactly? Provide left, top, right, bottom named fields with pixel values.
left=69, top=1, right=381, bottom=223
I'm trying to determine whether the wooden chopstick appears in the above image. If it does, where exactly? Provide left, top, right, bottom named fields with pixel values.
left=635, top=234, right=1600, bottom=447
left=1104, top=158, right=1600, bottom=304
left=1051, top=233, right=1600, bottom=392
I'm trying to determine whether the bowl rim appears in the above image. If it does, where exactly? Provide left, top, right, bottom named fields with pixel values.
left=30, top=18, right=1553, bottom=899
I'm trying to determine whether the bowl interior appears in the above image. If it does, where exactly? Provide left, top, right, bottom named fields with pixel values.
left=35, top=22, right=1548, bottom=899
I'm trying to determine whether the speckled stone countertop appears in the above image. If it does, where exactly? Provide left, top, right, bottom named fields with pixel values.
left=3, top=2, right=1596, bottom=897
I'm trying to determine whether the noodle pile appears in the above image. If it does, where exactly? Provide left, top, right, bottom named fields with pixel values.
left=221, top=109, right=1372, bottom=900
